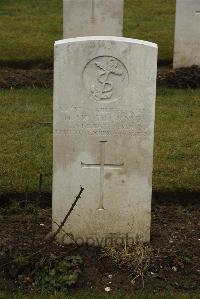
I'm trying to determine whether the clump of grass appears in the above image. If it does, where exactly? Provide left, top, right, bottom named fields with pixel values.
left=101, top=241, right=152, bottom=287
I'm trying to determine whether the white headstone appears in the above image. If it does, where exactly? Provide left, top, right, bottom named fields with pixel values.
left=53, top=36, right=157, bottom=246
left=174, top=0, right=200, bottom=68
left=63, top=0, right=124, bottom=38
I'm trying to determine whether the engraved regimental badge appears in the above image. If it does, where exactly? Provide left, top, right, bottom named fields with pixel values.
left=83, top=56, right=129, bottom=103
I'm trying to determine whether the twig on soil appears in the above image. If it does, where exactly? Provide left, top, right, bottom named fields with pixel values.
left=25, top=192, right=28, bottom=207
left=31, top=174, right=43, bottom=249
left=45, top=186, right=84, bottom=242
left=0, top=186, right=84, bottom=272
left=53, top=220, right=79, bottom=245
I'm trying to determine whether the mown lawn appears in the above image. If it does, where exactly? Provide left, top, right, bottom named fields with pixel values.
left=124, top=0, right=175, bottom=61
left=0, top=88, right=199, bottom=194
left=0, top=88, right=52, bottom=194
left=0, top=0, right=175, bottom=63
left=0, top=291, right=199, bottom=299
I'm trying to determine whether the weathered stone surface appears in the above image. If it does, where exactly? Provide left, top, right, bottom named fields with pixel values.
left=63, top=0, right=124, bottom=38
left=53, top=36, right=157, bottom=246
left=174, top=0, right=200, bottom=68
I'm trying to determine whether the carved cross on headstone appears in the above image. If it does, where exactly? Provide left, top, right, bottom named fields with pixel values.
left=81, top=141, right=124, bottom=210
left=196, top=10, right=200, bottom=15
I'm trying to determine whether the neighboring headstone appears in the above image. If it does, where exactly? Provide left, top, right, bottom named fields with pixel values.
left=53, top=36, right=157, bottom=246
left=174, top=0, right=200, bottom=68
left=63, top=0, right=124, bottom=38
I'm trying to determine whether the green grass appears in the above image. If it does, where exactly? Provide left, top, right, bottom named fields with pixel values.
left=124, top=0, right=176, bottom=61
left=0, top=0, right=62, bottom=62
left=154, top=88, right=200, bottom=192
left=0, top=88, right=52, bottom=193
left=0, top=0, right=175, bottom=63
left=0, top=88, right=199, bottom=194
left=0, top=291, right=199, bottom=299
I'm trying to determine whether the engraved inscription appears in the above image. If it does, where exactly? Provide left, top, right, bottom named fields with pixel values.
left=83, top=56, right=129, bottom=103
left=55, top=106, right=149, bottom=137
left=81, top=141, right=124, bottom=210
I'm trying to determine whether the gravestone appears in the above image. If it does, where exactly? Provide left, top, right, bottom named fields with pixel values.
left=174, top=0, right=200, bottom=68
left=53, top=36, right=157, bottom=246
left=63, top=0, right=124, bottom=38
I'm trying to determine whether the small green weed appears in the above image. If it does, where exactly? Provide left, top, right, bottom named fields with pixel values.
left=34, top=256, right=83, bottom=291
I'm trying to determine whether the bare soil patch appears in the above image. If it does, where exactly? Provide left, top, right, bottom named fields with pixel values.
left=0, top=203, right=199, bottom=293
left=1, top=64, right=200, bottom=89
left=158, top=65, right=200, bottom=88
left=0, top=67, right=53, bottom=89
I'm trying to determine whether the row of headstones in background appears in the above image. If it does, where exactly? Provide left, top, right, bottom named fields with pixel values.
left=64, top=0, right=200, bottom=69
left=63, top=0, right=124, bottom=38
left=52, top=1, right=158, bottom=246
left=174, top=0, right=200, bottom=68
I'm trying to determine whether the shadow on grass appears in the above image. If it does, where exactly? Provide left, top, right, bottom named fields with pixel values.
left=0, top=190, right=199, bottom=209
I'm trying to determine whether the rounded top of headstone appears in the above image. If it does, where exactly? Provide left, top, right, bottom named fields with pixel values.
left=54, top=36, right=157, bottom=49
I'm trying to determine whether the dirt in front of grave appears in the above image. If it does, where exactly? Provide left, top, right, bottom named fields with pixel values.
left=1, top=64, right=200, bottom=89
left=0, top=67, right=53, bottom=89
left=0, top=203, right=199, bottom=294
